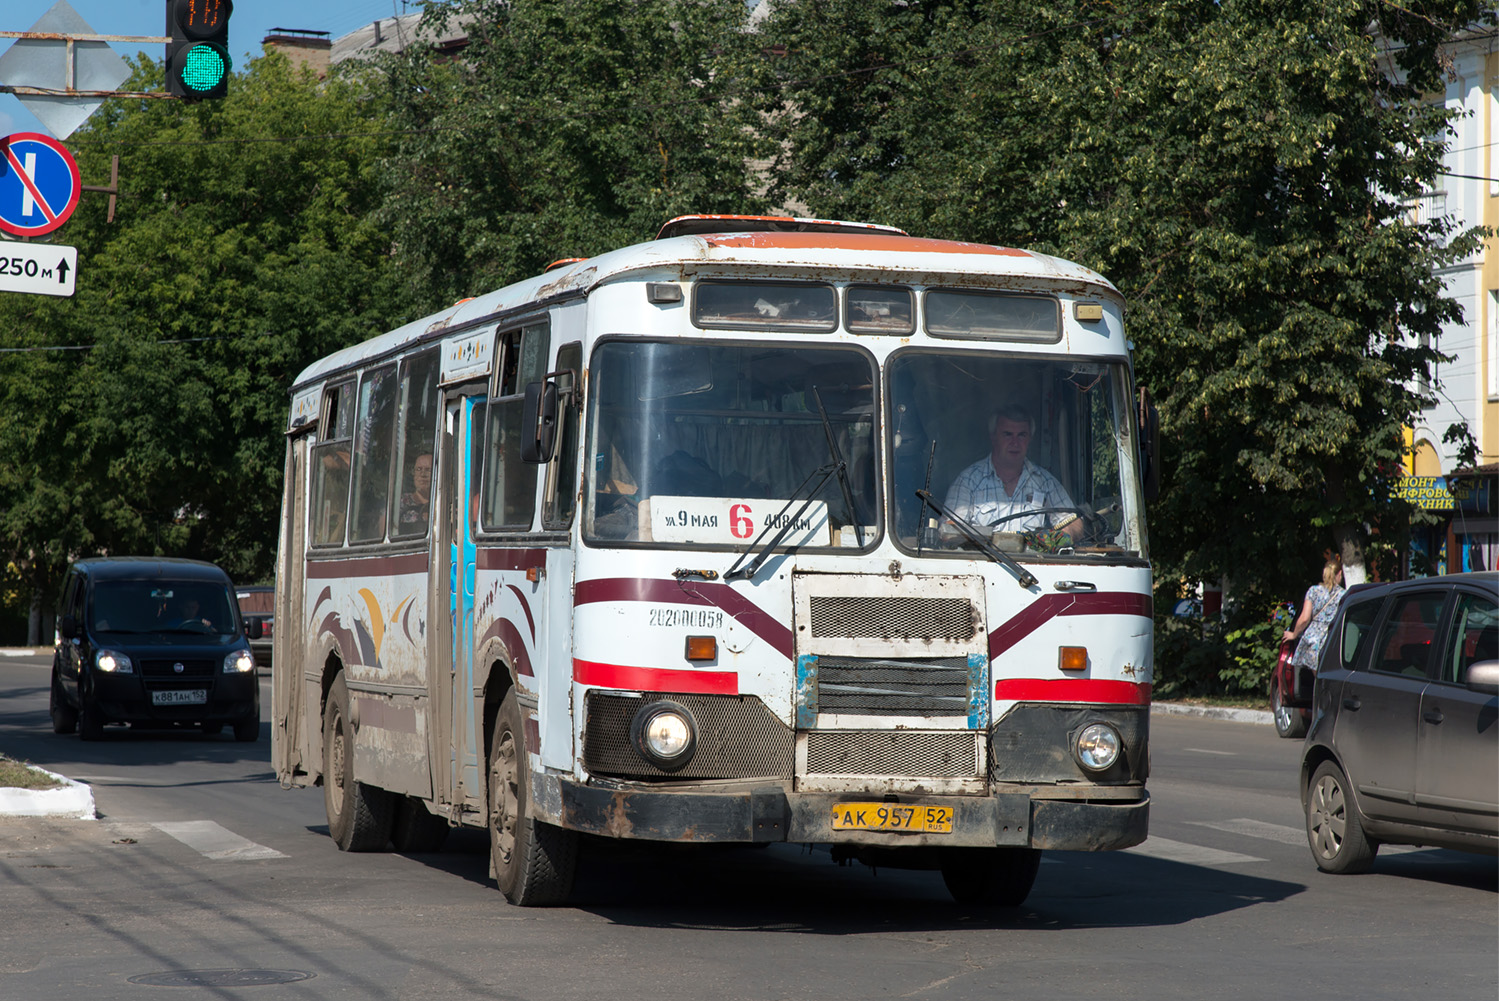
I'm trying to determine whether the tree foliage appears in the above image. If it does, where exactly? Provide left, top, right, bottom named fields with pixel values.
left=0, top=51, right=402, bottom=624
left=749, top=0, right=1493, bottom=611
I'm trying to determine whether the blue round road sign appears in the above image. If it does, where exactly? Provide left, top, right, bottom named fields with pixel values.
left=0, top=132, right=81, bottom=237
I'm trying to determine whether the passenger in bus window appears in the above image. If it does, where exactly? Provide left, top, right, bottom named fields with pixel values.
left=400, top=453, right=433, bottom=527
left=943, top=404, right=1079, bottom=538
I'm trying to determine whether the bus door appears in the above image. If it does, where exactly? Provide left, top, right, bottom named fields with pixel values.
left=430, top=392, right=486, bottom=819
left=273, top=431, right=311, bottom=786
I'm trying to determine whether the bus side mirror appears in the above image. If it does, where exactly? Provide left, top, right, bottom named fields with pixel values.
left=521, top=381, right=559, bottom=463
left=1138, top=388, right=1160, bottom=503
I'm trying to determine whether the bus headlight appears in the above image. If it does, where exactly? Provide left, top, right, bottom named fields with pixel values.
left=1074, top=722, right=1122, bottom=772
left=96, top=650, right=133, bottom=674
left=223, top=649, right=256, bottom=674
left=631, top=701, right=696, bottom=771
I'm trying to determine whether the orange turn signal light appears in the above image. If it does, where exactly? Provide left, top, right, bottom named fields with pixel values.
left=685, top=635, right=717, bottom=662
left=1059, top=646, right=1088, bottom=671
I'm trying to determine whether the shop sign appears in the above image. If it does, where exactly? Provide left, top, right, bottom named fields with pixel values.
left=1393, top=476, right=1454, bottom=511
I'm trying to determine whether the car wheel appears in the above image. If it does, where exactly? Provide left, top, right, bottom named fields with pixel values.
left=50, top=667, right=78, bottom=735
left=391, top=796, right=450, bottom=853
left=1307, top=760, right=1377, bottom=874
left=322, top=673, right=393, bottom=851
left=1271, top=676, right=1307, bottom=739
left=78, top=690, right=106, bottom=741
left=233, top=693, right=261, bottom=742
left=201, top=723, right=223, bottom=736
left=489, top=690, right=577, bottom=906
left=940, top=847, right=1042, bottom=906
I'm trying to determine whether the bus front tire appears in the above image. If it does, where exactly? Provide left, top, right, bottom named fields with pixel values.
left=940, top=847, right=1042, bottom=906
left=489, top=691, right=577, bottom=906
left=323, top=673, right=393, bottom=852
left=391, top=796, right=450, bottom=853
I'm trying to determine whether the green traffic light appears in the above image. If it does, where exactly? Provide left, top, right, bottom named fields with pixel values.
left=180, top=44, right=230, bottom=92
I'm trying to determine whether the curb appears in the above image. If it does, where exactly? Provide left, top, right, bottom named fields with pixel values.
left=0, top=765, right=95, bottom=819
left=1151, top=702, right=1273, bottom=726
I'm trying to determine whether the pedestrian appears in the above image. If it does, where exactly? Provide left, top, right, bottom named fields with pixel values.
left=1283, top=555, right=1347, bottom=671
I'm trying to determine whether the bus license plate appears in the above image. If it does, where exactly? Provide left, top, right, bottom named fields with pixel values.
left=152, top=689, right=207, bottom=706
left=830, top=803, right=954, bottom=834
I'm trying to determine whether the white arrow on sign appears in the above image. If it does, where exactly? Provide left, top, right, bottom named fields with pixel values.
left=0, top=238, right=77, bottom=297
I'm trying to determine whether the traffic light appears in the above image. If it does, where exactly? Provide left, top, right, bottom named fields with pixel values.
left=166, top=0, right=233, bottom=100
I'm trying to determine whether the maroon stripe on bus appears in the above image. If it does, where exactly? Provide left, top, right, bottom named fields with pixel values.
left=573, top=658, right=739, bottom=695
left=476, top=547, right=548, bottom=571
left=307, top=552, right=430, bottom=579
left=988, top=591, right=1152, bottom=658
left=574, top=577, right=794, bottom=658
left=505, top=584, right=537, bottom=640
left=994, top=678, right=1152, bottom=705
left=478, top=616, right=534, bottom=676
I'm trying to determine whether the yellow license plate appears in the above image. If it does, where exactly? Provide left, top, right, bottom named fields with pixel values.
left=830, top=802, right=954, bottom=834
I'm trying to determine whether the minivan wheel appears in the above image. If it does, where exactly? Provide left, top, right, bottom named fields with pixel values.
left=78, top=691, right=105, bottom=741
left=1307, top=760, right=1377, bottom=874
left=50, top=668, right=77, bottom=735
left=1271, top=676, right=1307, bottom=739
left=233, top=694, right=261, bottom=742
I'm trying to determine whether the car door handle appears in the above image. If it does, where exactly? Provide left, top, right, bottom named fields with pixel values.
left=1342, top=696, right=1361, bottom=711
left=1423, top=708, right=1444, bottom=725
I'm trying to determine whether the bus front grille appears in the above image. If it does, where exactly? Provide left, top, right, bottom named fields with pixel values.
left=812, top=656, right=972, bottom=717
left=804, top=730, right=983, bottom=778
left=583, top=691, right=793, bottom=781
left=808, top=594, right=977, bottom=641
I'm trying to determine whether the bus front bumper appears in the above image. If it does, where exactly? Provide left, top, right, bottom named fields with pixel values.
left=550, top=778, right=1148, bottom=852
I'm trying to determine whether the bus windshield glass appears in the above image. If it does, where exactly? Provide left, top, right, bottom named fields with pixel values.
left=586, top=340, right=878, bottom=548
left=888, top=350, right=1146, bottom=559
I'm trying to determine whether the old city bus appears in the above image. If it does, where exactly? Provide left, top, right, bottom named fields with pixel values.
left=271, top=215, right=1159, bottom=906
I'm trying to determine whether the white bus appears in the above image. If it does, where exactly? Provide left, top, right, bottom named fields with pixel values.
left=271, top=215, right=1158, bottom=906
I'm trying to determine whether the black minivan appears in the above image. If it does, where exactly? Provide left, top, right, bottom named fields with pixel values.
left=50, top=558, right=262, bottom=741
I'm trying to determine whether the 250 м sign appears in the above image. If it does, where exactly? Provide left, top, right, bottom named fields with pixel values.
left=0, top=238, right=77, bottom=297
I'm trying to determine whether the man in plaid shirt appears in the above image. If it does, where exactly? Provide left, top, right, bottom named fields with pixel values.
left=943, top=404, right=1080, bottom=537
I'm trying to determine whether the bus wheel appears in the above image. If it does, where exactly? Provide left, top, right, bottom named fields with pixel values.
left=489, top=691, right=577, bottom=906
left=391, top=796, right=449, bottom=853
left=323, top=673, right=393, bottom=852
left=940, top=847, right=1042, bottom=906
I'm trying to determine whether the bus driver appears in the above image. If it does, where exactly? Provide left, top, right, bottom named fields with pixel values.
left=943, top=404, right=1079, bottom=538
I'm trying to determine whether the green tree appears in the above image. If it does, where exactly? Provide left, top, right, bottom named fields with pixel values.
left=751, top=0, right=1492, bottom=615
left=0, top=51, right=402, bottom=640
left=370, top=0, right=773, bottom=311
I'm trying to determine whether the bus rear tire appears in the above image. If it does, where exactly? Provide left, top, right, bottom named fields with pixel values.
left=391, top=796, right=450, bottom=853
left=489, top=691, right=577, bottom=906
left=940, top=847, right=1042, bottom=906
left=323, top=673, right=393, bottom=852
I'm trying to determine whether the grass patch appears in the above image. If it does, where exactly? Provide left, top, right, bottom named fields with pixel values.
left=0, top=754, right=64, bottom=790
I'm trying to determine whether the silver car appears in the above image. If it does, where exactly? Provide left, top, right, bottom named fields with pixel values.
left=1300, top=572, right=1498, bottom=873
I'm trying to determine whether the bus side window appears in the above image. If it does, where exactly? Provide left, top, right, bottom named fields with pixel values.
left=348, top=365, right=398, bottom=544
left=390, top=350, right=440, bottom=539
left=543, top=341, right=583, bottom=530
left=310, top=380, right=355, bottom=547
left=483, top=321, right=550, bottom=531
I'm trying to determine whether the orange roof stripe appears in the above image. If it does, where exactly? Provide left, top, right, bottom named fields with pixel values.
left=702, top=231, right=1030, bottom=257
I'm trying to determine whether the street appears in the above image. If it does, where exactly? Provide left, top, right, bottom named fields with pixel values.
left=1, top=651, right=1494, bottom=1001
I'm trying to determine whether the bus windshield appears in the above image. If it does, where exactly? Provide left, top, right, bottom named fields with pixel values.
left=586, top=340, right=878, bottom=548
left=887, top=350, right=1147, bottom=559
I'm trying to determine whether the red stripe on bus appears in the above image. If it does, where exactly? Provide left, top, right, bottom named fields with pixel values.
left=995, top=679, right=1152, bottom=704
left=573, top=658, right=739, bottom=695
left=988, top=592, right=1152, bottom=658
left=575, top=578, right=794, bottom=658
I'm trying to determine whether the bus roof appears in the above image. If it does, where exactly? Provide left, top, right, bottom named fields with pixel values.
left=290, top=227, right=1120, bottom=391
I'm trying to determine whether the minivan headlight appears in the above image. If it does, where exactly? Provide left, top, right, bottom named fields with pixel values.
left=223, top=649, right=256, bottom=674
left=96, top=650, right=133, bottom=674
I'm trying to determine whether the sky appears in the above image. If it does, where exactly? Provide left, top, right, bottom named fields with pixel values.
left=1, top=0, right=420, bottom=138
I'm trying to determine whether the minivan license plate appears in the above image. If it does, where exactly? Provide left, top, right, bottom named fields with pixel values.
left=152, top=689, right=207, bottom=706
left=830, top=803, right=954, bottom=833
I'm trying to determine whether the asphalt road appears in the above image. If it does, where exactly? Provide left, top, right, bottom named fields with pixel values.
left=1, top=651, right=1494, bottom=1001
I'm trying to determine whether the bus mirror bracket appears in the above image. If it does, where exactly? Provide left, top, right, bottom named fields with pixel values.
left=522, top=380, right=559, bottom=463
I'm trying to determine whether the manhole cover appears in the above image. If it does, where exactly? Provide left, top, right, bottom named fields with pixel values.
left=128, top=969, right=315, bottom=988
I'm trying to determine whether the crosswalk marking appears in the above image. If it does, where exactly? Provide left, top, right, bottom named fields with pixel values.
left=1183, top=747, right=1236, bottom=756
left=152, top=821, right=285, bottom=861
left=1124, top=836, right=1264, bottom=866
left=1188, top=817, right=1429, bottom=855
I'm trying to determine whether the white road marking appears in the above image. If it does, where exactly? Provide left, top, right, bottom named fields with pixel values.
left=1183, top=747, right=1236, bottom=756
left=1123, top=836, right=1263, bottom=866
left=1188, top=817, right=1429, bottom=855
left=152, top=821, right=286, bottom=861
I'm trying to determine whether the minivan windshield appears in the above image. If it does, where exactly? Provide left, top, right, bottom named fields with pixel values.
left=88, top=580, right=237, bottom=637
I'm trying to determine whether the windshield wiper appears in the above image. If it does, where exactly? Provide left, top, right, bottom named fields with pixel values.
left=914, top=489, right=1038, bottom=589
left=724, top=463, right=838, bottom=582
left=811, top=386, right=864, bottom=547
